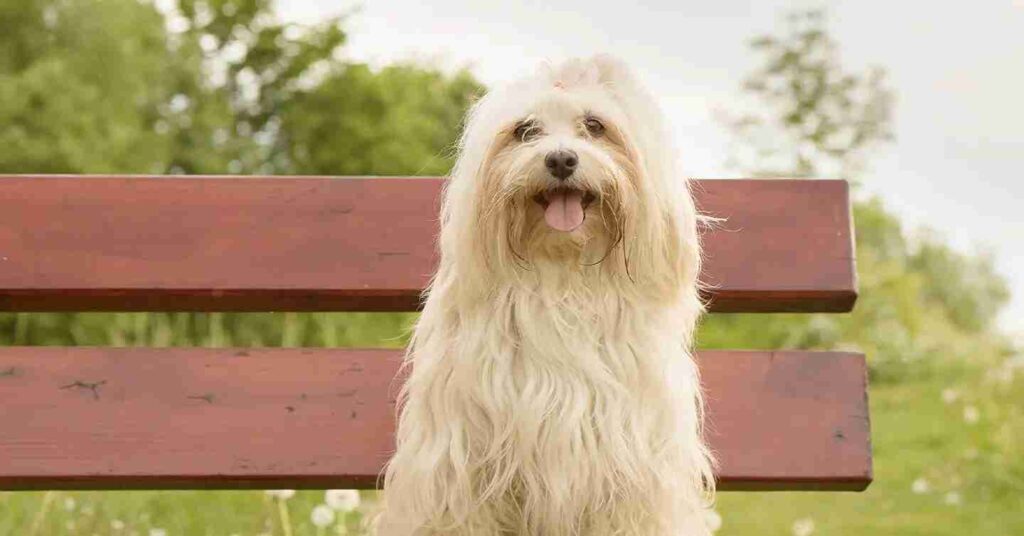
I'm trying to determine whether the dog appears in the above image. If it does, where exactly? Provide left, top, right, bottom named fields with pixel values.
left=375, top=55, right=715, bottom=536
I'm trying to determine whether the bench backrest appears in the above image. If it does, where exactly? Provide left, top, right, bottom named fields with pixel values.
left=0, top=175, right=870, bottom=491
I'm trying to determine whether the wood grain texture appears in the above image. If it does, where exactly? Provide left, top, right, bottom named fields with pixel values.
left=0, top=176, right=856, bottom=313
left=0, top=347, right=871, bottom=491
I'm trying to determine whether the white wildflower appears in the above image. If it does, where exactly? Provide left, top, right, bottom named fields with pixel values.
left=265, top=489, right=296, bottom=500
left=963, top=405, right=980, bottom=424
left=63, top=497, right=76, bottom=511
left=792, top=517, right=815, bottom=536
left=168, top=94, right=191, bottom=114
left=945, top=491, right=962, bottom=506
left=324, top=489, right=360, bottom=512
left=311, top=504, right=336, bottom=528
left=941, top=388, right=959, bottom=404
left=111, top=519, right=126, bottom=530
left=912, top=477, right=930, bottom=494
left=704, top=509, right=722, bottom=532
left=149, top=529, right=168, bottom=536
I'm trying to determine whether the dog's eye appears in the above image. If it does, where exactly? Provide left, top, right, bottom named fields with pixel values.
left=584, top=116, right=605, bottom=136
left=513, top=121, right=539, bottom=142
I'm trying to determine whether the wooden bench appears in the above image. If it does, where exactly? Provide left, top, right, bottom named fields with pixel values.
left=0, top=175, right=870, bottom=492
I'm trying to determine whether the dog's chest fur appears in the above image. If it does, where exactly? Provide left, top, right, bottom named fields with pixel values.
left=427, top=275, right=703, bottom=534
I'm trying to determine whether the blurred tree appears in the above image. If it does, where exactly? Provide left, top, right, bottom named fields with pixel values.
left=701, top=9, right=1013, bottom=380
left=724, top=9, right=894, bottom=180
left=0, top=0, right=174, bottom=172
left=161, top=0, right=482, bottom=175
left=281, top=63, right=480, bottom=175
left=0, top=0, right=482, bottom=176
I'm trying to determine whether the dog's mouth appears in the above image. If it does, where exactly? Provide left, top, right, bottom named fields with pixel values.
left=532, top=187, right=597, bottom=232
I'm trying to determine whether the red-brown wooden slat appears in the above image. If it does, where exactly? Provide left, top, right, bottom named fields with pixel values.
left=0, top=347, right=871, bottom=491
left=0, top=176, right=856, bottom=313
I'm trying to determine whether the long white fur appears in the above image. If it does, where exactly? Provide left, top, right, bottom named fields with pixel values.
left=375, top=55, right=715, bottom=536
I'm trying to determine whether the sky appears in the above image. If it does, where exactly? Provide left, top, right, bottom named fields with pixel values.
left=277, top=0, right=1024, bottom=337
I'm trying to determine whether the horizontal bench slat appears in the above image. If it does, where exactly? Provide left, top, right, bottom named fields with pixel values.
left=0, top=176, right=856, bottom=313
left=0, top=347, right=871, bottom=491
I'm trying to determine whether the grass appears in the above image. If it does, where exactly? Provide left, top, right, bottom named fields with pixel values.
left=0, top=313, right=1021, bottom=535
left=0, top=489, right=367, bottom=535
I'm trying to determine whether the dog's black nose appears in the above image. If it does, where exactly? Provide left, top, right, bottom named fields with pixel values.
left=545, top=150, right=578, bottom=180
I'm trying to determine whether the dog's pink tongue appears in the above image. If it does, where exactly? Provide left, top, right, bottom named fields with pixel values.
left=544, top=190, right=585, bottom=232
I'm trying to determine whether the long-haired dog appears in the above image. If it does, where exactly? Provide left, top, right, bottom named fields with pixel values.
left=376, top=55, right=714, bottom=535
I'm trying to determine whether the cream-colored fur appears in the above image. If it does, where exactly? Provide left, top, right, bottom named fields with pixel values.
left=375, top=55, right=714, bottom=536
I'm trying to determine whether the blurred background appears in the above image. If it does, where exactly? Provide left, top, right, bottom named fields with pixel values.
left=0, top=0, right=1021, bottom=534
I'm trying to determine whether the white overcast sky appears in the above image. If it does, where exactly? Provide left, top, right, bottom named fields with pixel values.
left=276, top=0, right=1024, bottom=337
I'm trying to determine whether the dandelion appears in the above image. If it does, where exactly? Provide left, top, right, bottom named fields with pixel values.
left=792, top=517, right=815, bottom=536
left=150, top=529, right=168, bottom=536
left=941, top=388, right=959, bottom=404
left=265, top=489, right=297, bottom=501
left=944, top=491, right=962, bottom=506
left=311, top=504, right=336, bottom=529
left=911, top=477, right=930, bottom=494
left=963, top=405, right=980, bottom=424
left=325, top=490, right=361, bottom=512
left=704, top=509, right=722, bottom=532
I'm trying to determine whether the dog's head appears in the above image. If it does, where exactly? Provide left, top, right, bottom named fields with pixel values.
left=443, top=56, right=701, bottom=295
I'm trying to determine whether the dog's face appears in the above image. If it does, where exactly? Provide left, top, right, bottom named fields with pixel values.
left=445, top=56, right=700, bottom=293
left=477, top=84, right=640, bottom=264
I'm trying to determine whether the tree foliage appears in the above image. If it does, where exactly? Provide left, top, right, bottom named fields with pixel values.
left=0, top=0, right=482, bottom=177
left=0, top=0, right=173, bottom=172
left=725, top=10, right=894, bottom=179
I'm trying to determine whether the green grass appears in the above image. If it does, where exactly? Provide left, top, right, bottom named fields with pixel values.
left=0, top=489, right=368, bottom=535
left=0, top=313, right=1021, bottom=535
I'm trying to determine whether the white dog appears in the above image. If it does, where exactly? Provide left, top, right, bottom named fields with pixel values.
left=376, top=55, right=714, bottom=536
